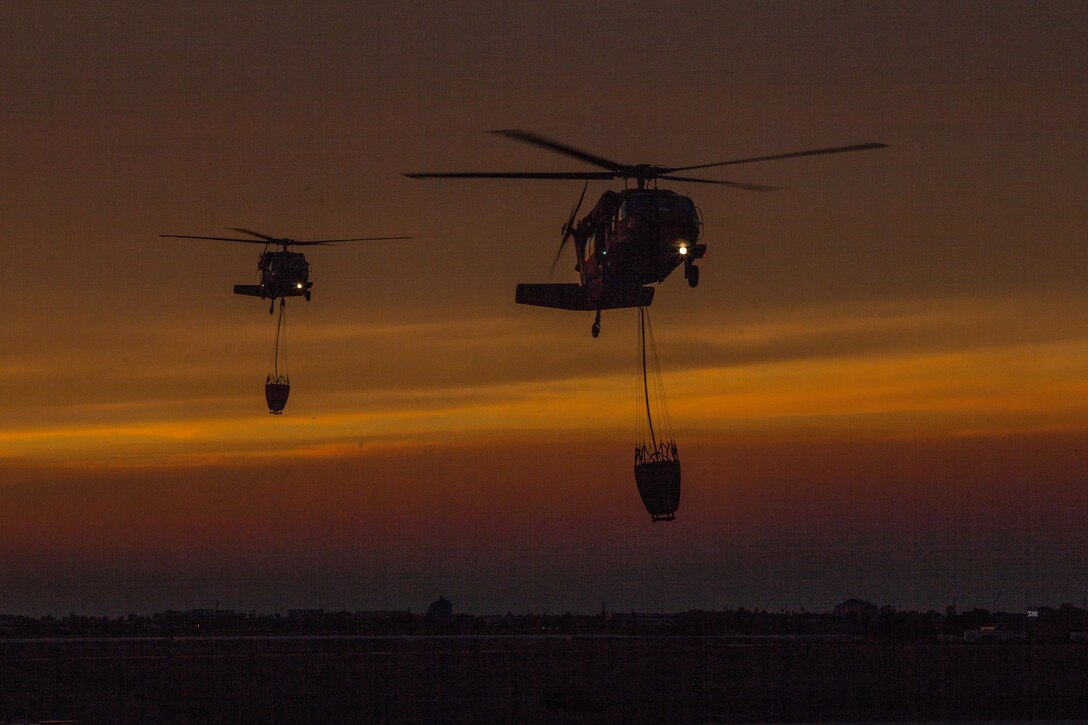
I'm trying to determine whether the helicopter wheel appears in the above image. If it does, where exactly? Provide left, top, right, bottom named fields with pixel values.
left=304, top=290, right=311, bottom=301
left=687, top=264, right=700, bottom=288
left=591, top=309, right=601, bottom=338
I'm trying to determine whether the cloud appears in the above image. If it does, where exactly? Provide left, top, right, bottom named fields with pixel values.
left=6, top=291, right=1088, bottom=467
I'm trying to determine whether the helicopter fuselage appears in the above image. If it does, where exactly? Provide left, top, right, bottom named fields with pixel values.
left=574, top=188, right=704, bottom=289
left=234, top=250, right=313, bottom=301
left=516, top=188, right=705, bottom=315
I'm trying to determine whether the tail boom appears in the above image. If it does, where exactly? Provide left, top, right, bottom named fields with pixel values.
left=515, top=283, right=654, bottom=311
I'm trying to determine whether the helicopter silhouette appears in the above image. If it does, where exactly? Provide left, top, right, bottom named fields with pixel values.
left=160, top=228, right=411, bottom=313
left=408, top=130, right=888, bottom=336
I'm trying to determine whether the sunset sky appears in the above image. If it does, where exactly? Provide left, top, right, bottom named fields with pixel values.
left=2, top=1, right=1087, bottom=616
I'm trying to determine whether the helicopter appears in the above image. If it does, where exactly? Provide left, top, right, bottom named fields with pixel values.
left=159, top=228, right=411, bottom=313
left=407, top=130, right=888, bottom=336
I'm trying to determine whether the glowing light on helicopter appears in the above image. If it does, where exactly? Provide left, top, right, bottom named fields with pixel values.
left=296, top=283, right=304, bottom=289
left=678, top=244, right=689, bottom=255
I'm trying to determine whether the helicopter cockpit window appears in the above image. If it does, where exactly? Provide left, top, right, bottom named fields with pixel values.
left=621, top=196, right=655, bottom=226
left=655, top=195, right=697, bottom=228
left=660, top=195, right=695, bottom=215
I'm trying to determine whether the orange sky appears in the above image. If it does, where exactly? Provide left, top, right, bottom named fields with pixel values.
left=1, top=1, right=1087, bottom=615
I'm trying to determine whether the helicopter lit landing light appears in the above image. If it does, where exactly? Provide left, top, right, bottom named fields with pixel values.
left=296, top=283, right=304, bottom=289
left=678, top=244, right=689, bottom=255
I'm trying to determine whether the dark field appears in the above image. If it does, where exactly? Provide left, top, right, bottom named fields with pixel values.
left=3, top=636, right=1088, bottom=723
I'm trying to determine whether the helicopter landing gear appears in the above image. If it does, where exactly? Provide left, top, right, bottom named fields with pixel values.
left=269, top=299, right=275, bottom=315
left=591, top=309, right=601, bottom=338
left=685, top=262, right=700, bottom=288
left=304, top=290, right=311, bottom=301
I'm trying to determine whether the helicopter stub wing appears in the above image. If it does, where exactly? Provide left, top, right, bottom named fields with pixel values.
left=516, top=283, right=654, bottom=311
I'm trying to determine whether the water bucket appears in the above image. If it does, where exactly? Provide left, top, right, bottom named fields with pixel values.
left=633, top=458, right=680, bottom=522
left=265, top=378, right=290, bottom=414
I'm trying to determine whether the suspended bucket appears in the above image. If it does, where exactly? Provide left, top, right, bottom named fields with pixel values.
left=634, top=443, right=680, bottom=522
left=265, top=300, right=290, bottom=414
left=633, top=306, right=680, bottom=522
left=265, top=375, right=290, bottom=414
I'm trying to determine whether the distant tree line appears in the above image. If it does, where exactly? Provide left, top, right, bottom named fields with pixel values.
left=2, top=598, right=1087, bottom=642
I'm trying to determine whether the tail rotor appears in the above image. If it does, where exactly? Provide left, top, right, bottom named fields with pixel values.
left=550, top=182, right=588, bottom=276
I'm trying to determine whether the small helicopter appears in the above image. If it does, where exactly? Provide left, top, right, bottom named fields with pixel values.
left=160, top=228, right=411, bottom=313
left=407, top=130, right=887, bottom=336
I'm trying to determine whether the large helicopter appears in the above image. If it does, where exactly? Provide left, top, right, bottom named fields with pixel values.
left=408, top=130, right=887, bottom=336
left=160, top=228, right=411, bottom=313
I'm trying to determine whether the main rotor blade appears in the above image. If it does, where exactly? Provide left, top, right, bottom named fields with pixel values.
left=665, top=143, right=890, bottom=173
left=229, top=227, right=282, bottom=241
left=491, top=129, right=626, bottom=172
left=290, top=236, right=413, bottom=246
left=160, top=234, right=273, bottom=244
left=658, top=175, right=783, bottom=191
left=162, top=232, right=412, bottom=246
left=405, top=171, right=616, bottom=180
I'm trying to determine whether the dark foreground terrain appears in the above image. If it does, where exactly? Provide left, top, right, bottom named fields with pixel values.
left=3, top=635, right=1088, bottom=723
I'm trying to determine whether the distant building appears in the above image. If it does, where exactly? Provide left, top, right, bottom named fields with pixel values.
left=288, top=609, right=326, bottom=619
left=426, top=596, right=453, bottom=622
left=612, top=612, right=676, bottom=628
left=963, top=625, right=1025, bottom=642
left=833, top=599, right=879, bottom=618
left=355, top=610, right=410, bottom=627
